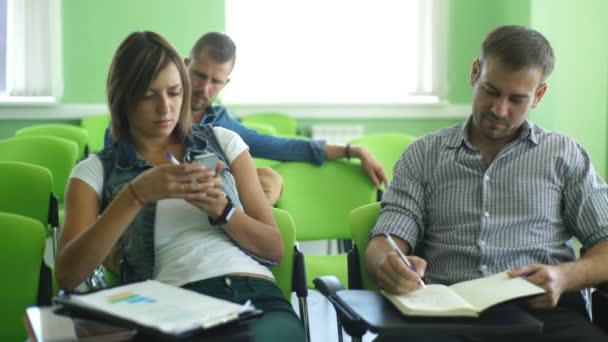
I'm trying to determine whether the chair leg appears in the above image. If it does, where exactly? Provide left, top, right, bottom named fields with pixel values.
left=298, top=296, right=311, bottom=342
left=336, top=312, right=344, bottom=342
left=52, top=225, right=58, bottom=262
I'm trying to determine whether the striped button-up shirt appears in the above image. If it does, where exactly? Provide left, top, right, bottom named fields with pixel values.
left=372, top=119, right=608, bottom=285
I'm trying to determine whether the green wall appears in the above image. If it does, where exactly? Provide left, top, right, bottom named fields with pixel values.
left=2, top=0, right=608, bottom=180
left=447, top=0, right=531, bottom=104
left=62, top=0, right=225, bottom=103
left=530, top=0, right=608, bottom=177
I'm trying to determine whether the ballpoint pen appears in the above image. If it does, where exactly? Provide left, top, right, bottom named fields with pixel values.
left=384, top=233, right=426, bottom=288
left=165, top=152, right=198, bottom=184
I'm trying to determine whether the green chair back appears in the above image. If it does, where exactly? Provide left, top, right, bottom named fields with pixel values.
left=242, top=121, right=279, bottom=136
left=81, top=114, right=111, bottom=153
left=270, top=207, right=296, bottom=300
left=349, top=133, right=416, bottom=184
left=0, top=212, right=46, bottom=341
left=273, top=161, right=377, bottom=287
left=348, top=202, right=381, bottom=290
left=270, top=207, right=311, bottom=340
left=241, top=112, right=298, bottom=136
left=15, top=123, right=89, bottom=160
left=0, top=136, right=79, bottom=203
left=0, top=161, right=53, bottom=229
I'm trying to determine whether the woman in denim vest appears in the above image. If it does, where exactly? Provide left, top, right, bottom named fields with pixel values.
left=55, top=31, right=305, bottom=341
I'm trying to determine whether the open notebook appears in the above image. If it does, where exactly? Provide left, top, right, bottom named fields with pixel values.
left=54, top=280, right=261, bottom=338
left=382, top=271, right=545, bottom=317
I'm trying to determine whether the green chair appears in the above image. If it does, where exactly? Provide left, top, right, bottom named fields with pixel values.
left=0, top=136, right=79, bottom=205
left=0, top=161, right=56, bottom=234
left=0, top=161, right=59, bottom=250
left=270, top=207, right=310, bottom=342
left=15, top=123, right=90, bottom=160
left=240, top=121, right=283, bottom=168
left=0, top=212, right=47, bottom=341
left=0, top=136, right=79, bottom=254
left=242, top=121, right=279, bottom=136
left=81, top=114, right=111, bottom=153
left=346, top=202, right=381, bottom=291
left=273, top=161, right=377, bottom=288
left=241, top=112, right=299, bottom=136
left=348, top=133, right=417, bottom=186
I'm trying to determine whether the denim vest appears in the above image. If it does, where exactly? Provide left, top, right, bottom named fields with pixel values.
left=98, top=124, right=243, bottom=283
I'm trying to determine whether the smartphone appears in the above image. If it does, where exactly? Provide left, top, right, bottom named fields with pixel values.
left=194, top=152, right=219, bottom=173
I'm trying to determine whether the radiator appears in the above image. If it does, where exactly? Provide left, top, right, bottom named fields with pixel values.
left=311, top=124, right=364, bottom=145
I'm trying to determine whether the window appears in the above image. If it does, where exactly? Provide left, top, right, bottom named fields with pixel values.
left=0, top=0, right=62, bottom=103
left=224, top=0, right=447, bottom=105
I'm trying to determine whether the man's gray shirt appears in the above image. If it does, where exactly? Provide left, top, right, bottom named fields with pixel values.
left=372, top=119, right=608, bottom=285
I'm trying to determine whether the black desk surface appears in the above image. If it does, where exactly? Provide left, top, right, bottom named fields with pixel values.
left=25, top=306, right=254, bottom=341
left=335, top=290, right=543, bottom=337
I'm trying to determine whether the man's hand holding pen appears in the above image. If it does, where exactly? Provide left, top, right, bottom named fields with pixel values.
left=374, top=233, right=427, bottom=295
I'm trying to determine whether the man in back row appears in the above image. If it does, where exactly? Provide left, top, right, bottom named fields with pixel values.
left=106, top=32, right=388, bottom=204
left=366, top=25, right=608, bottom=341
left=184, top=32, right=387, bottom=203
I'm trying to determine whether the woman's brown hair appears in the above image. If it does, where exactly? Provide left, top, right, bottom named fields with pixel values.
left=107, top=31, right=192, bottom=142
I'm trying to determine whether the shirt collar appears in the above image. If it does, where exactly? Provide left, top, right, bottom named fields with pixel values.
left=445, top=116, right=538, bottom=149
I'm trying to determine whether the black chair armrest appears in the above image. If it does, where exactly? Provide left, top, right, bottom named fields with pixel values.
left=593, top=282, right=608, bottom=332
left=48, top=193, right=59, bottom=228
left=292, top=245, right=308, bottom=298
left=313, top=275, right=345, bottom=297
left=347, top=246, right=362, bottom=289
left=37, top=262, right=53, bottom=306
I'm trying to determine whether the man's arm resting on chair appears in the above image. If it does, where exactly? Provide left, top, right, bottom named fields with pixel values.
left=509, top=240, right=608, bottom=309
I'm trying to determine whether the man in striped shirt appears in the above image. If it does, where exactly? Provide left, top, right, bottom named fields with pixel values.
left=366, top=25, right=608, bottom=340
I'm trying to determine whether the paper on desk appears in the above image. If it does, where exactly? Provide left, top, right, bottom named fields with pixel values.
left=69, top=280, right=254, bottom=335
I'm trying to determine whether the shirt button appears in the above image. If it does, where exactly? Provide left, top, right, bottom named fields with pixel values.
left=480, top=265, right=488, bottom=271
left=484, top=175, right=490, bottom=181
left=484, top=212, right=490, bottom=217
left=479, top=240, right=485, bottom=246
